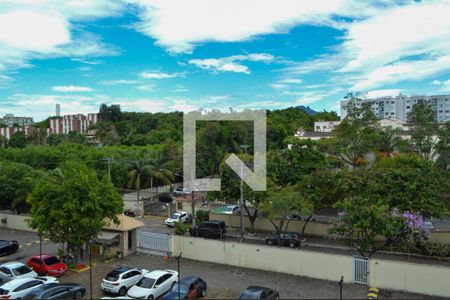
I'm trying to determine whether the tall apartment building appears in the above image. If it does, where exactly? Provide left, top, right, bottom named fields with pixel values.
left=340, top=94, right=450, bottom=122
left=49, top=113, right=100, bottom=135
left=0, top=114, right=34, bottom=126
left=0, top=125, right=37, bottom=140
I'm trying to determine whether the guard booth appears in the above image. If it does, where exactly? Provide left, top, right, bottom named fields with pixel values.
left=91, top=214, right=144, bottom=257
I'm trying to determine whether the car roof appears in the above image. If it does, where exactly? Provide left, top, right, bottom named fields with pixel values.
left=180, top=276, right=199, bottom=284
left=0, top=262, right=26, bottom=268
left=113, top=266, right=133, bottom=273
left=1, top=277, right=40, bottom=288
left=31, top=254, right=54, bottom=259
left=143, top=270, right=173, bottom=279
left=174, top=211, right=187, bottom=214
left=24, top=282, right=60, bottom=293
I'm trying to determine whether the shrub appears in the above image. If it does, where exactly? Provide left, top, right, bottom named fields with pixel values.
left=174, top=222, right=190, bottom=235
left=420, top=242, right=450, bottom=257
left=196, top=210, right=209, bottom=224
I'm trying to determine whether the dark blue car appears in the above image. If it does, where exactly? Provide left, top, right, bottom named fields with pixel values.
left=164, top=276, right=207, bottom=300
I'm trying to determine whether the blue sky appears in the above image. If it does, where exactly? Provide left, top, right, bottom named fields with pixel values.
left=1, top=0, right=450, bottom=121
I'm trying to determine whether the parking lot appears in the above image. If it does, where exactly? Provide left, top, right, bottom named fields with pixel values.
left=1, top=228, right=444, bottom=299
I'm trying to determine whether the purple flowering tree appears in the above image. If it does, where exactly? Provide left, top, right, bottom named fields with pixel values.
left=329, top=197, right=429, bottom=258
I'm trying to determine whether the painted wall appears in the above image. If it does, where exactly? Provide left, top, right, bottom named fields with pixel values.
left=172, top=235, right=450, bottom=298
left=0, top=212, right=35, bottom=232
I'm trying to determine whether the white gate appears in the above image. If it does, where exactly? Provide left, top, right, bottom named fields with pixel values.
left=137, top=231, right=172, bottom=256
left=352, top=256, right=369, bottom=285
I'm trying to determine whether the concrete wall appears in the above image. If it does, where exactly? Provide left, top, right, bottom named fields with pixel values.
left=370, top=258, right=450, bottom=297
left=211, top=213, right=450, bottom=245
left=0, top=212, right=35, bottom=232
left=172, top=235, right=450, bottom=297
left=171, top=235, right=353, bottom=283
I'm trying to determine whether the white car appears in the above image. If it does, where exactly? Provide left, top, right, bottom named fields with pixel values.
left=164, top=211, right=190, bottom=228
left=0, top=276, right=58, bottom=299
left=222, top=205, right=241, bottom=215
left=101, top=266, right=149, bottom=296
left=0, top=262, right=38, bottom=279
left=127, top=270, right=178, bottom=299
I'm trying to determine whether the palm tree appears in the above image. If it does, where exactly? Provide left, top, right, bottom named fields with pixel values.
left=126, top=157, right=153, bottom=203
left=148, top=155, right=175, bottom=201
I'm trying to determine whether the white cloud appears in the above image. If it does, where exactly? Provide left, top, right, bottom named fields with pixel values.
left=139, top=71, right=182, bottom=79
left=435, top=79, right=450, bottom=92
left=270, top=77, right=303, bottom=89
left=129, top=0, right=375, bottom=53
left=51, top=85, right=93, bottom=92
left=0, top=0, right=122, bottom=79
left=188, top=53, right=274, bottom=74
left=136, top=84, right=155, bottom=91
left=71, top=58, right=102, bottom=65
left=98, top=79, right=139, bottom=85
left=432, top=80, right=442, bottom=85
left=278, top=78, right=303, bottom=84
left=364, top=89, right=401, bottom=99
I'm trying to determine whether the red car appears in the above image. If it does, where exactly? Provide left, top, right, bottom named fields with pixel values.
left=26, top=254, right=67, bottom=277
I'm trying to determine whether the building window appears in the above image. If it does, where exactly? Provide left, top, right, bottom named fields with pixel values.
left=406, top=106, right=410, bottom=109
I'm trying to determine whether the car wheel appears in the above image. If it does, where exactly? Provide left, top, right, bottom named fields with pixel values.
left=267, top=239, right=273, bottom=245
left=289, top=242, right=295, bottom=248
left=147, top=295, right=154, bottom=299
left=118, top=286, right=127, bottom=296
left=74, top=291, right=82, bottom=299
left=201, top=289, right=207, bottom=297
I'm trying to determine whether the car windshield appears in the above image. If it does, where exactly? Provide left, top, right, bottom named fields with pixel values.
left=0, top=275, right=11, bottom=285
left=225, top=206, right=235, bottom=212
left=171, top=213, right=181, bottom=219
left=105, top=270, right=121, bottom=281
left=43, top=257, right=60, bottom=266
left=136, top=277, right=155, bottom=289
left=12, top=266, right=32, bottom=276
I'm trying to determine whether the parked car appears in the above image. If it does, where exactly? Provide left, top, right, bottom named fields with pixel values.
left=26, top=255, right=67, bottom=277
left=265, top=232, right=301, bottom=248
left=0, top=276, right=58, bottom=300
left=124, top=210, right=136, bottom=217
left=165, top=211, right=191, bottom=228
left=22, top=283, right=86, bottom=299
left=0, top=240, right=19, bottom=257
left=215, top=205, right=241, bottom=215
left=189, top=221, right=227, bottom=239
left=174, top=187, right=190, bottom=196
left=239, top=286, right=279, bottom=299
left=127, top=270, right=178, bottom=299
left=0, top=273, right=12, bottom=287
left=101, top=266, right=149, bottom=296
left=0, top=262, right=38, bottom=279
left=164, top=276, right=207, bottom=300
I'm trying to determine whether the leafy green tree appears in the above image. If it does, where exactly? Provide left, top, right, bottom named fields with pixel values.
left=331, top=102, right=380, bottom=168
left=0, top=161, right=42, bottom=213
left=408, top=102, right=438, bottom=160
left=330, top=196, right=429, bottom=258
left=259, top=184, right=313, bottom=234
left=374, top=126, right=402, bottom=157
left=47, top=134, right=65, bottom=146
left=27, top=162, right=123, bottom=259
left=9, top=131, right=28, bottom=148
left=67, top=131, right=86, bottom=144
left=435, top=121, right=450, bottom=169
left=148, top=154, right=175, bottom=201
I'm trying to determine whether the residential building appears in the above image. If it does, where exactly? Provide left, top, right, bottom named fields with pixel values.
left=0, top=125, right=37, bottom=140
left=340, top=94, right=450, bottom=122
left=49, top=113, right=100, bottom=135
left=0, top=114, right=34, bottom=126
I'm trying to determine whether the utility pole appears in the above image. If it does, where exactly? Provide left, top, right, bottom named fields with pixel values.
left=89, top=241, right=93, bottom=300
left=239, top=145, right=249, bottom=243
left=39, top=234, right=42, bottom=260
left=104, top=157, right=113, bottom=183
left=177, top=252, right=182, bottom=300
left=191, top=190, right=196, bottom=227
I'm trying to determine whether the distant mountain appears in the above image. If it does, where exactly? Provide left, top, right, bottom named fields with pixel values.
left=297, top=105, right=318, bottom=115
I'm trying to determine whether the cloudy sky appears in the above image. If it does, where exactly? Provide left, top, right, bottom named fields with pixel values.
left=1, top=0, right=450, bottom=120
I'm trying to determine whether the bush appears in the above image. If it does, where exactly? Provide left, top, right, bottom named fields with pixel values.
left=195, top=210, right=209, bottom=224
left=420, top=242, right=450, bottom=257
left=174, top=222, right=190, bottom=235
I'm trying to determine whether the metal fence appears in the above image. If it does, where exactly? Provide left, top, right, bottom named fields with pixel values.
left=137, top=231, right=172, bottom=256
left=352, top=256, right=369, bottom=285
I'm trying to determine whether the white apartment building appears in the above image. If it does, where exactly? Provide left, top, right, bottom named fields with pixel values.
left=0, top=114, right=34, bottom=126
left=340, top=94, right=450, bottom=122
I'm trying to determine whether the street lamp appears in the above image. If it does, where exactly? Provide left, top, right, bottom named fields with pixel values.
left=339, top=276, right=344, bottom=299
left=89, top=240, right=93, bottom=300
left=176, top=252, right=182, bottom=300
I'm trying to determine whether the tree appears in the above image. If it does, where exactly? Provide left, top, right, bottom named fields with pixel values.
left=27, top=162, right=123, bottom=259
left=0, top=161, right=42, bottom=213
left=435, top=121, right=450, bottom=169
left=9, top=131, right=28, bottom=148
left=374, top=126, right=402, bottom=157
left=259, top=185, right=313, bottom=234
left=408, top=102, right=438, bottom=160
left=148, top=154, right=175, bottom=201
left=331, top=102, right=380, bottom=168
left=329, top=196, right=429, bottom=258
